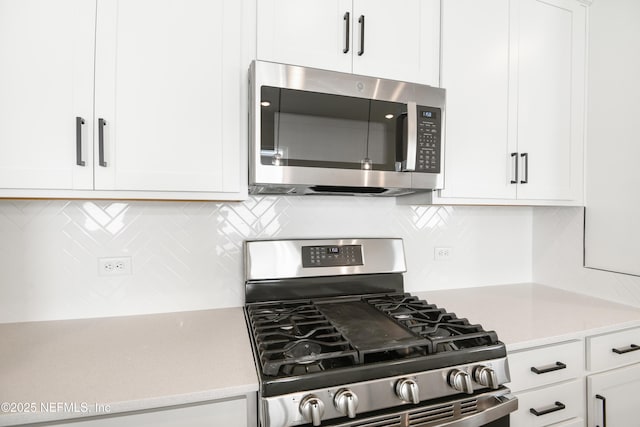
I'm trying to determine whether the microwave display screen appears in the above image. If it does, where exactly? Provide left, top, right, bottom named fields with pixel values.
left=422, top=111, right=434, bottom=118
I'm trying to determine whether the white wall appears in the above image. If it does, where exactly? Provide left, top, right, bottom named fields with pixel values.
left=533, top=206, right=640, bottom=307
left=0, top=197, right=532, bottom=323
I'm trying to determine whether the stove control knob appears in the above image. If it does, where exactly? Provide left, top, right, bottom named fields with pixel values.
left=300, top=395, right=325, bottom=426
left=334, top=388, right=359, bottom=418
left=473, top=365, right=499, bottom=389
left=448, top=369, right=474, bottom=394
left=395, top=378, right=420, bottom=404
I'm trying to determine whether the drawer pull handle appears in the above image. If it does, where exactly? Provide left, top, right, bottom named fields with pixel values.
left=530, top=361, right=566, bottom=374
left=529, top=401, right=566, bottom=417
left=596, top=394, right=607, bottom=427
left=612, top=344, right=640, bottom=354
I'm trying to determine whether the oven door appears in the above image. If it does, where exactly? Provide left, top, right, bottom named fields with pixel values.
left=306, top=388, right=517, bottom=427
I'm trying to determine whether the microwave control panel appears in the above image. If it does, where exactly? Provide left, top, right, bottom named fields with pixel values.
left=416, top=107, right=441, bottom=173
left=302, top=245, right=364, bottom=268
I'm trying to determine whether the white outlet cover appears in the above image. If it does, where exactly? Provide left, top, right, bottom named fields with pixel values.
left=434, top=247, right=452, bottom=261
left=98, top=257, right=133, bottom=277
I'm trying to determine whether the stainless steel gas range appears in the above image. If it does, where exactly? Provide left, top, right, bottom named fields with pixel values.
left=243, top=238, right=518, bottom=427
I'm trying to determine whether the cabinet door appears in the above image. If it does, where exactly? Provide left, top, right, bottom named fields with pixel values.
left=256, top=0, right=352, bottom=73
left=0, top=0, right=95, bottom=190
left=54, top=398, right=247, bottom=427
left=587, top=363, right=640, bottom=427
left=352, top=0, right=439, bottom=86
left=515, top=0, right=585, bottom=201
left=438, top=0, right=515, bottom=200
left=94, top=0, right=249, bottom=194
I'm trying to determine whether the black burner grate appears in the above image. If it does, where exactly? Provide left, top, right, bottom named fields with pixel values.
left=246, top=293, right=500, bottom=380
left=363, top=293, right=499, bottom=353
left=246, top=301, right=359, bottom=376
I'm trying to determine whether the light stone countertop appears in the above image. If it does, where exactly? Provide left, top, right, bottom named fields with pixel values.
left=3, top=284, right=640, bottom=426
left=416, top=283, right=640, bottom=352
left=0, top=308, right=258, bottom=426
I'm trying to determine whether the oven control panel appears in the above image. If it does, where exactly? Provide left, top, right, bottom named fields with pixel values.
left=302, top=245, right=363, bottom=268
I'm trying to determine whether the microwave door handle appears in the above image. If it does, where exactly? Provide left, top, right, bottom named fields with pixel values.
left=395, top=112, right=408, bottom=171
left=405, top=102, right=417, bottom=171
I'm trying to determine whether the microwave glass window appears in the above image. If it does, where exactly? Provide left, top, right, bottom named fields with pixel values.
left=260, top=86, right=406, bottom=171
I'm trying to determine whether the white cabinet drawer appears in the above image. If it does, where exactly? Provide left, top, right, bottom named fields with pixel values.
left=511, top=380, right=585, bottom=427
left=548, top=417, right=584, bottom=427
left=508, top=341, right=584, bottom=393
left=587, top=327, right=640, bottom=372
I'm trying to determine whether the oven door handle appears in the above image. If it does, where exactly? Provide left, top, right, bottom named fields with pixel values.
left=437, top=393, right=518, bottom=427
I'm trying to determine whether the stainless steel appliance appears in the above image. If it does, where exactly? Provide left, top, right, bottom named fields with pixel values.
left=249, top=61, right=446, bottom=196
left=243, top=238, right=517, bottom=427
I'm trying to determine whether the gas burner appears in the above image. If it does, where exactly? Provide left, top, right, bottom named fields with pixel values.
left=255, top=305, right=314, bottom=324
left=283, top=340, right=323, bottom=360
left=426, top=326, right=453, bottom=340
left=281, top=361, right=324, bottom=376
left=393, top=313, right=413, bottom=321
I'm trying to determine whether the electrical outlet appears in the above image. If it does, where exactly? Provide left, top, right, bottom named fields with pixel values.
left=434, top=247, right=452, bottom=261
left=98, top=257, right=132, bottom=276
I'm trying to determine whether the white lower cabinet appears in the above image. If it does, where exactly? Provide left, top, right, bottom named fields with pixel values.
left=587, top=364, right=640, bottom=427
left=585, top=327, right=640, bottom=427
left=508, top=340, right=585, bottom=427
left=506, top=327, right=640, bottom=427
left=53, top=397, right=250, bottom=427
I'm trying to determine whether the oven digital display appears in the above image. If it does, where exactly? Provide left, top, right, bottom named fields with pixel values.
left=301, top=245, right=363, bottom=268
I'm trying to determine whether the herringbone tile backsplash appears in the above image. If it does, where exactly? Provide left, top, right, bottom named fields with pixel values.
left=0, top=197, right=532, bottom=322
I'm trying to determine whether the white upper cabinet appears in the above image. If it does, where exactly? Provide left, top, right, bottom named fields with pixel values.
left=515, top=0, right=585, bottom=202
left=433, top=0, right=587, bottom=206
left=0, top=0, right=96, bottom=191
left=94, top=0, right=247, bottom=194
left=256, top=0, right=439, bottom=86
left=256, top=0, right=352, bottom=74
left=439, top=0, right=515, bottom=200
left=351, top=0, right=440, bottom=86
left=0, top=0, right=252, bottom=200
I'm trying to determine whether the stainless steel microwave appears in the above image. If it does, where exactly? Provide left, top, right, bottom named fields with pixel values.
left=249, top=61, right=446, bottom=196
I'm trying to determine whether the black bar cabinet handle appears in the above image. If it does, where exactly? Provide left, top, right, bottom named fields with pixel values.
left=510, top=152, right=518, bottom=184
left=530, top=361, right=567, bottom=375
left=357, top=15, right=365, bottom=56
left=612, top=343, right=640, bottom=354
left=343, top=12, right=350, bottom=54
left=520, top=152, right=529, bottom=184
left=596, top=394, right=606, bottom=427
left=98, top=118, right=107, bottom=167
left=75, top=117, right=85, bottom=166
left=529, top=401, right=566, bottom=417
